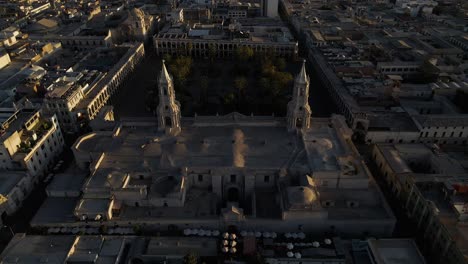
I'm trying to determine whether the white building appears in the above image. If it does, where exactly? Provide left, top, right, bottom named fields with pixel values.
left=0, top=109, right=65, bottom=178
left=154, top=23, right=297, bottom=58
left=395, top=0, right=438, bottom=17
left=0, top=109, right=65, bottom=223
left=44, top=78, right=85, bottom=133
left=372, top=144, right=468, bottom=264
left=0, top=50, right=11, bottom=70
left=60, top=61, right=395, bottom=237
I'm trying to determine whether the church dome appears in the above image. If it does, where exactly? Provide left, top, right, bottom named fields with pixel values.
left=287, top=186, right=317, bottom=209
left=129, top=8, right=145, bottom=21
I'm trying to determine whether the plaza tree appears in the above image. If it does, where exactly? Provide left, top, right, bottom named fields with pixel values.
left=235, top=46, right=254, bottom=62
left=168, top=56, right=193, bottom=88
left=257, top=58, right=293, bottom=98
left=184, top=252, right=198, bottom=264
left=275, top=57, right=286, bottom=71
left=186, top=43, right=193, bottom=56
left=273, top=72, right=293, bottom=93
left=223, top=92, right=236, bottom=107
left=208, top=43, right=217, bottom=62
left=199, top=75, right=209, bottom=101
left=234, top=76, right=248, bottom=98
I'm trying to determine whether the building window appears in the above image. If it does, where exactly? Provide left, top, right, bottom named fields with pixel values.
left=230, top=174, right=236, bottom=183
left=198, top=174, right=203, bottom=182
left=264, top=175, right=270, bottom=183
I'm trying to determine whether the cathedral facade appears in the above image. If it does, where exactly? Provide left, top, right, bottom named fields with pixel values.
left=67, top=61, right=395, bottom=236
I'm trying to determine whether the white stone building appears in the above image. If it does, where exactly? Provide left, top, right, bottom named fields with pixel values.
left=154, top=23, right=298, bottom=58
left=0, top=50, right=11, bottom=70
left=77, top=43, right=145, bottom=121
left=413, top=115, right=468, bottom=145
left=372, top=143, right=468, bottom=264
left=44, top=79, right=85, bottom=133
left=0, top=109, right=65, bottom=223
left=63, top=61, right=395, bottom=236
left=0, top=109, right=65, bottom=178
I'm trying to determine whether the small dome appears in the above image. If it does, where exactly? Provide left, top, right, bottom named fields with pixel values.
left=287, top=186, right=317, bottom=208
left=129, top=8, right=145, bottom=20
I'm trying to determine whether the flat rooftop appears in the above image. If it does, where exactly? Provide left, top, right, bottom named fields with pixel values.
left=368, top=239, right=426, bottom=264
left=75, top=122, right=301, bottom=169
left=46, top=162, right=87, bottom=194
left=45, top=82, right=79, bottom=99
left=0, top=234, right=76, bottom=264
left=74, top=116, right=355, bottom=171
left=31, top=197, right=79, bottom=225
left=145, top=237, right=218, bottom=257
left=368, top=112, right=419, bottom=132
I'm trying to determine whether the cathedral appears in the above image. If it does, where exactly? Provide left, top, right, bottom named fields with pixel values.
left=68, top=61, right=395, bottom=236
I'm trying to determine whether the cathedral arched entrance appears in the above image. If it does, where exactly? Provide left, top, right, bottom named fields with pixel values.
left=164, top=116, right=171, bottom=127
left=227, top=187, right=239, bottom=202
left=355, top=121, right=366, bottom=131
left=296, top=118, right=303, bottom=128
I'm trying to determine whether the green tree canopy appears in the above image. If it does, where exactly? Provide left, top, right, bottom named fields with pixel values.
left=208, top=44, right=217, bottom=62
left=184, top=252, right=198, bottom=264
left=168, top=56, right=193, bottom=86
left=234, top=76, right=248, bottom=97
left=235, top=46, right=254, bottom=62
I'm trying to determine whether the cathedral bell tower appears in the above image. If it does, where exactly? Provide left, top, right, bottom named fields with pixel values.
left=157, top=60, right=181, bottom=135
left=287, top=60, right=312, bottom=132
